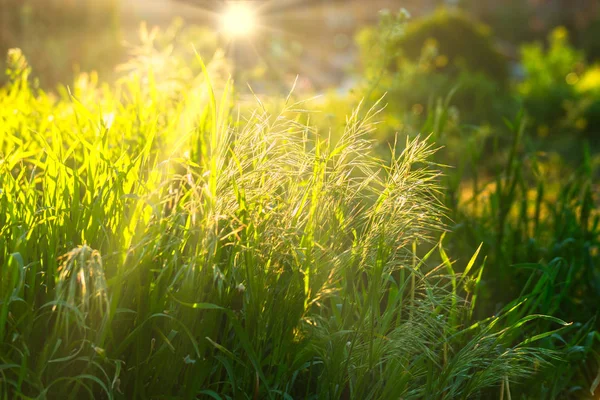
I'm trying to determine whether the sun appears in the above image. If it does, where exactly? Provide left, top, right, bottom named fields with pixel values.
left=220, top=2, right=257, bottom=38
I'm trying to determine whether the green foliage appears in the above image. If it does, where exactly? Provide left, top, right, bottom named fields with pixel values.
left=518, top=28, right=584, bottom=127
left=435, top=106, right=600, bottom=398
left=519, top=27, right=600, bottom=141
left=356, top=8, right=515, bottom=132
left=0, top=49, right=564, bottom=399
left=353, top=13, right=600, bottom=397
left=381, top=8, right=508, bottom=83
left=2, top=8, right=600, bottom=398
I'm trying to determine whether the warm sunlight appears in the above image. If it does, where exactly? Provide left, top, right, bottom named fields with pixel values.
left=220, top=2, right=257, bottom=38
left=3, top=1, right=600, bottom=398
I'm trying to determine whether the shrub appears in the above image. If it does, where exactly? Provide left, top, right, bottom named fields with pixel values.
left=355, top=8, right=515, bottom=145
left=390, top=8, right=509, bottom=83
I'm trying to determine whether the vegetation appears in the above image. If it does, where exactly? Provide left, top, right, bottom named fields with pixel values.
left=518, top=27, right=600, bottom=142
left=0, top=47, right=576, bottom=399
left=356, top=9, right=514, bottom=128
left=1, top=3, right=600, bottom=399
left=357, top=8, right=508, bottom=82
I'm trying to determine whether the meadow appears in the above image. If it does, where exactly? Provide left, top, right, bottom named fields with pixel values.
left=1, top=4, right=600, bottom=400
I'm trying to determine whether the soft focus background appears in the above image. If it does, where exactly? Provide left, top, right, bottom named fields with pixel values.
left=3, top=0, right=600, bottom=147
left=1, top=1, right=600, bottom=398
left=2, top=0, right=600, bottom=88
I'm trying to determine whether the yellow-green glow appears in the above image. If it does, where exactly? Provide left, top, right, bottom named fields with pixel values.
left=220, top=2, right=257, bottom=38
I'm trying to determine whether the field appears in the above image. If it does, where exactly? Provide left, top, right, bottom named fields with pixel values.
left=1, top=2, right=600, bottom=399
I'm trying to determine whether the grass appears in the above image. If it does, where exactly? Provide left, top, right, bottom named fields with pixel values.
left=420, top=90, right=600, bottom=398
left=322, top=42, right=600, bottom=397
left=0, top=48, right=575, bottom=399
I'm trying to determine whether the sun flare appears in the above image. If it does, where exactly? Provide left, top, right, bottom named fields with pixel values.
left=220, top=2, right=257, bottom=38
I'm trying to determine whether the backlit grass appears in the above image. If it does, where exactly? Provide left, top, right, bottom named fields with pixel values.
left=0, top=49, right=573, bottom=399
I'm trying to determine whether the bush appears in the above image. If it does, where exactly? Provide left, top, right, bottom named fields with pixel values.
left=391, top=8, right=509, bottom=83
left=355, top=8, right=515, bottom=143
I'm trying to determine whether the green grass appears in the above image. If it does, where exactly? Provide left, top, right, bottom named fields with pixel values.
left=443, top=121, right=600, bottom=397
left=0, top=49, right=574, bottom=399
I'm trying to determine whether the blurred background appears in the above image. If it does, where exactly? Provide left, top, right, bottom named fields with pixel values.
left=3, top=0, right=600, bottom=150
left=2, top=0, right=599, bottom=89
